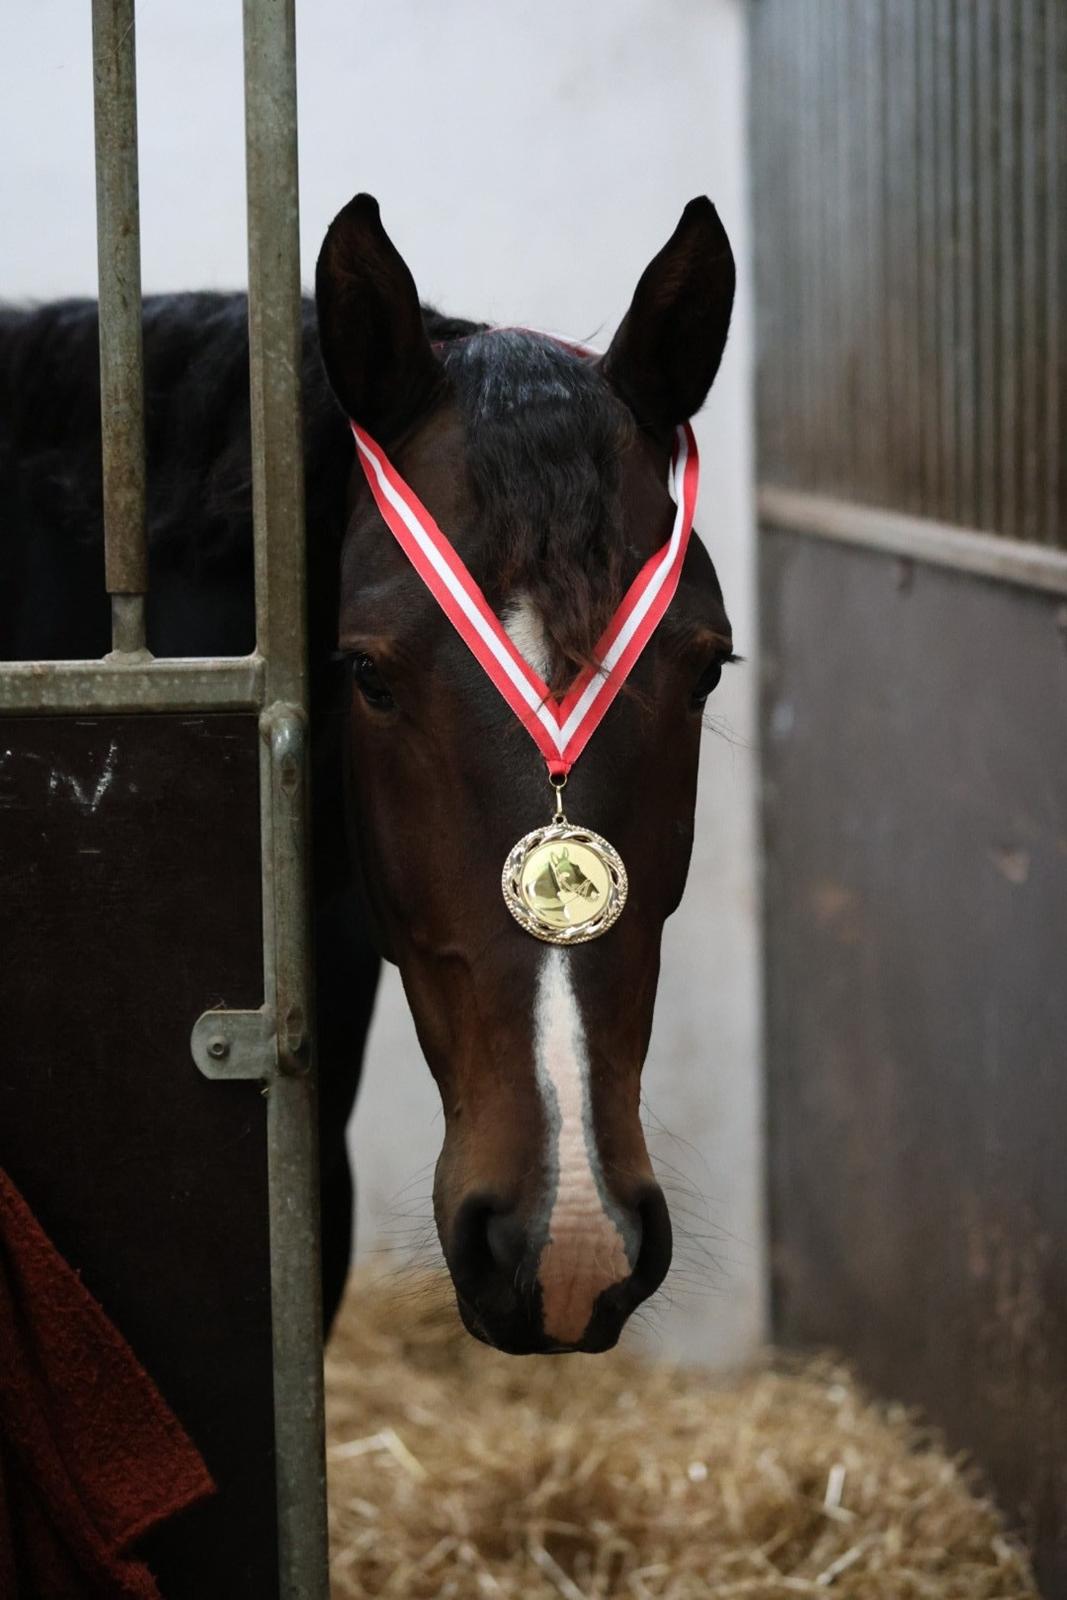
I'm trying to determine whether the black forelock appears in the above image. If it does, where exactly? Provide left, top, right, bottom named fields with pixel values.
left=439, top=330, right=636, bottom=688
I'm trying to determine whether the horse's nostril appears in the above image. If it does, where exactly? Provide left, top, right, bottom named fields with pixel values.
left=486, top=1210, right=526, bottom=1277
left=450, top=1195, right=496, bottom=1285
left=632, top=1185, right=673, bottom=1301
left=451, top=1194, right=527, bottom=1289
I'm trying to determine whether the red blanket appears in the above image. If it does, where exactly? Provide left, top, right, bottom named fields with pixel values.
left=0, top=1169, right=215, bottom=1597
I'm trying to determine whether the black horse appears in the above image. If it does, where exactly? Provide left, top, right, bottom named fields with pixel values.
left=0, top=193, right=736, bottom=1353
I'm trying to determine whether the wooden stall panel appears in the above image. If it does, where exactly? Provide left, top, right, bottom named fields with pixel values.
left=761, top=530, right=1067, bottom=1591
left=0, top=712, right=277, bottom=1598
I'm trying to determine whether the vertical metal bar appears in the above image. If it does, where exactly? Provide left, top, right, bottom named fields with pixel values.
left=884, top=0, right=921, bottom=514
left=935, top=0, right=958, bottom=524
left=242, top=3, right=327, bottom=1597
left=1046, top=0, right=1063, bottom=548
left=1018, top=0, right=1037, bottom=543
left=749, top=0, right=779, bottom=486
left=245, top=2, right=307, bottom=709
left=799, top=2, right=821, bottom=492
left=865, top=0, right=888, bottom=508
left=955, top=0, right=978, bottom=530
left=260, top=702, right=324, bottom=1599
left=827, top=0, right=847, bottom=499
left=916, top=0, right=942, bottom=518
left=825, top=0, right=838, bottom=489
left=770, top=0, right=792, bottom=488
left=91, top=0, right=148, bottom=653
left=840, top=1, right=860, bottom=497
left=975, top=0, right=1000, bottom=534
left=998, top=0, right=1020, bottom=541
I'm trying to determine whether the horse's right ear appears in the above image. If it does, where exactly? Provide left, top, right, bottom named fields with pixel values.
left=315, top=193, right=444, bottom=441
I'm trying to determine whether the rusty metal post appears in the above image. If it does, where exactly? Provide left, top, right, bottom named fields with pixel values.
left=91, top=0, right=148, bottom=655
left=243, top=2, right=328, bottom=1595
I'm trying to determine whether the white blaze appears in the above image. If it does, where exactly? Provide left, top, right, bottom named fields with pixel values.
left=532, top=950, right=631, bottom=1343
left=503, top=594, right=631, bottom=1343
left=502, top=594, right=552, bottom=682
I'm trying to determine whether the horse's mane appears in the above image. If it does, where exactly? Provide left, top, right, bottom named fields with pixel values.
left=0, top=294, right=483, bottom=571
left=0, top=294, right=480, bottom=658
left=0, top=299, right=632, bottom=680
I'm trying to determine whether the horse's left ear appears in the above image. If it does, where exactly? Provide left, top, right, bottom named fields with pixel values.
left=315, top=192, right=444, bottom=441
left=602, top=197, right=735, bottom=433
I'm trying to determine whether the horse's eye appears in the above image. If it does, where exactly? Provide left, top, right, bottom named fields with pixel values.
left=692, top=657, right=723, bottom=707
left=351, top=652, right=394, bottom=709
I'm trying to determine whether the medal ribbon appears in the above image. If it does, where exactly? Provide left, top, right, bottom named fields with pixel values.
left=350, top=409, right=698, bottom=780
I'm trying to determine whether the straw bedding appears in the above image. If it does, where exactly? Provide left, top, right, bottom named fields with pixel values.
left=325, top=1271, right=1036, bottom=1599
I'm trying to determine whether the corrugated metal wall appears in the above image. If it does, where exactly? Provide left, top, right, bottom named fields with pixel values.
left=753, top=0, right=1064, bottom=547
left=754, top=3, right=1067, bottom=1590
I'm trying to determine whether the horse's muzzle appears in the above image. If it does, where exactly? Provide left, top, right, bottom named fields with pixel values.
left=444, top=1184, right=673, bottom=1355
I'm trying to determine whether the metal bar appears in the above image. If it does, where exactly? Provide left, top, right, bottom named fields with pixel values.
left=975, top=0, right=1000, bottom=533
left=0, top=656, right=266, bottom=716
left=955, top=0, right=978, bottom=531
left=998, top=0, right=1021, bottom=540
left=242, top=4, right=327, bottom=1597
left=916, top=0, right=942, bottom=518
left=934, top=0, right=958, bottom=524
left=259, top=704, right=324, bottom=1598
left=91, top=0, right=149, bottom=649
left=110, top=592, right=148, bottom=655
left=757, top=484, right=1067, bottom=597
left=883, top=0, right=920, bottom=515
left=1048, top=0, right=1064, bottom=549
left=245, top=4, right=308, bottom=708
left=1018, top=0, right=1042, bottom=544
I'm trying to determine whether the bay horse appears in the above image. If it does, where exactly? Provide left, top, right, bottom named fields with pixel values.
left=0, top=192, right=735, bottom=1354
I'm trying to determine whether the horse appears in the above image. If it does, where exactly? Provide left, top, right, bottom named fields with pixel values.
left=0, top=190, right=736, bottom=1355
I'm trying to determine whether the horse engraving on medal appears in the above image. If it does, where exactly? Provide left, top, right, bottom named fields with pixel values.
left=502, top=821, right=628, bottom=944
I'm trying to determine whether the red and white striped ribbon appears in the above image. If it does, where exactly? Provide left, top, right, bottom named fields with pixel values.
left=350, top=413, right=698, bottom=779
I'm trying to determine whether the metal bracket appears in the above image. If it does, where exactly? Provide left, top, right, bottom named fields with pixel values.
left=191, top=1007, right=276, bottom=1081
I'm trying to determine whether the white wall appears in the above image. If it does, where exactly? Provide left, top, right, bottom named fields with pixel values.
left=1, top=0, right=763, bottom=1367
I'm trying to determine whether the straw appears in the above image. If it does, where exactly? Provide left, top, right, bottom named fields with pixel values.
left=326, top=1270, right=1036, bottom=1600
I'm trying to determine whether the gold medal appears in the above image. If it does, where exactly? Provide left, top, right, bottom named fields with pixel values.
left=502, top=777, right=628, bottom=944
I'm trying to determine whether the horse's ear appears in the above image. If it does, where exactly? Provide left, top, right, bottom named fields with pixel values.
left=315, top=192, right=444, bottom=441
left=601, top=197, right=735, bottom=433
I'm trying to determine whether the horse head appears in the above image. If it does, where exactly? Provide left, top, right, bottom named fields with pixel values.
left=539, top=848, right=598, bottom=907
left=315, top=192, right=735, bottom=1354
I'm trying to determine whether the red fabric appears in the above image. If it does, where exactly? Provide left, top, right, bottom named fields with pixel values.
left=0, top=1168, right=215, bottom=1598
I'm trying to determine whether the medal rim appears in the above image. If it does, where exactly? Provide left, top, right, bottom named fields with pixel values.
left=501, top=821, right=628, bottom=945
